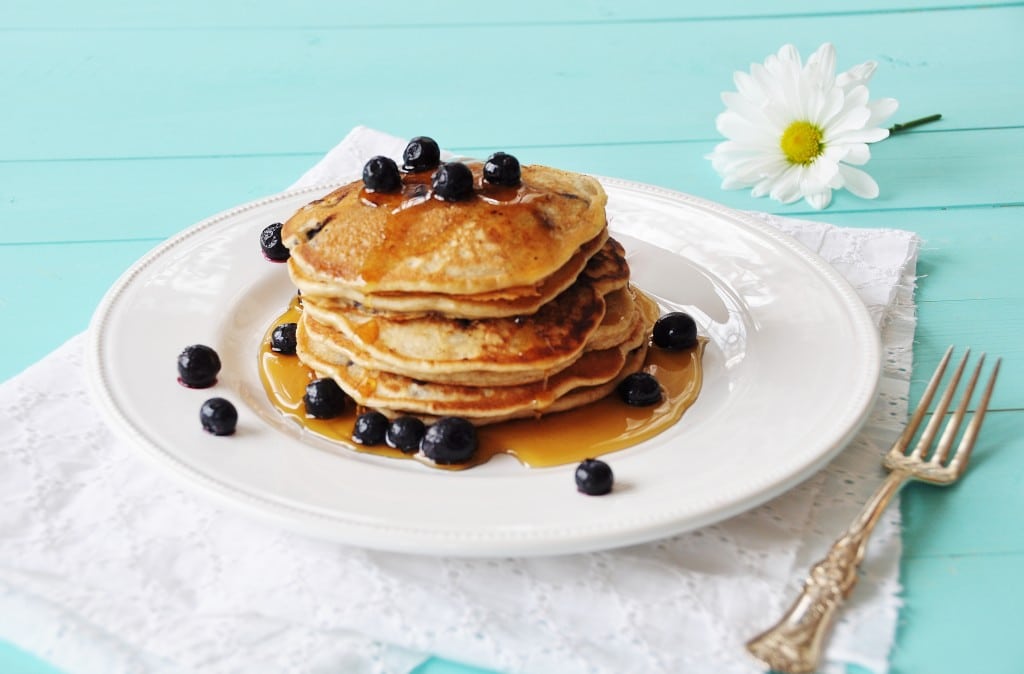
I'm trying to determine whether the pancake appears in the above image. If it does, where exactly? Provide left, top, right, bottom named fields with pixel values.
left=291, top=229, right=614, bottom=319
left=282, top=162, right=608, bottom=297
left=295, top=287, right=660, bottom=424
left=301, top=279, right=607, bottom=385
left=300, top=284, right=644, bottom=387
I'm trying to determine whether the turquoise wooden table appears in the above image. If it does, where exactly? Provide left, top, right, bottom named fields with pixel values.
left=2, top=2, right=1021, bottom=672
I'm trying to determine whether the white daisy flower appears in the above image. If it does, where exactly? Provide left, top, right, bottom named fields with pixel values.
left=707, top=42, right=899, bottom=210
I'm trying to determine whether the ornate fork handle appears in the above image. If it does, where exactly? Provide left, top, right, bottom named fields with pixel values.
left=746, top=469, right=907, bottom=673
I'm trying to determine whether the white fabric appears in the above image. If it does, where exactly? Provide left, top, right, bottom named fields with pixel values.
left=0, top=126, right=919, bottom=674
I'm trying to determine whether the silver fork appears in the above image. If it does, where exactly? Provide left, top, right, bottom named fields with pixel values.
left=745, top=346, right=1001, bottom=674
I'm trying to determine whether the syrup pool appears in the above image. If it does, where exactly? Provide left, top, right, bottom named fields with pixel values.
left=258, top=298, right=705, bottom=470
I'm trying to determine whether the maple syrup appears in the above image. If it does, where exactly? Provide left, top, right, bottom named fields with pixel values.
left=258, top=300, right=705, bottom=470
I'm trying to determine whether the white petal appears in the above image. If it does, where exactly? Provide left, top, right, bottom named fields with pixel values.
left=823, top=89, right=871, bottom=136
left=722, top=91, right=784, bottom=133
left=842, top=143, right=871, bottom=165
left=804, top=188, right=833, bottom=209
left=765, top=49, right=804, bottom=118
left=804, top=148, right=842, bottom=188
left=717, top=112, right=780, bottom=146
left=752, top=171, right=788, bottom=198
left=801, top=85, right=824, bottom=125
left=734, top=70, right=766, bottom=103
left=836, top=60, right=877, bottom=91
left=751, top=62, right=789, bottom=109
left=866, top=97, right=899, bottom=128
left=811, top=87, right=845, bottom=127
left=838, top=163, right=880, bottom=199
left=709, top=141, right=788, bottom=184
left=721, top=175, right=751, bottom=190
left=805, top=42, right=836, bottom=89
left=751, top=179, right=773, bottom=198
left=776, top=44, right=801, bottom=67
left=722, top=155, right=787, bottom=188
left=827, top=126, right=889, bottom=145
left=770, top=166, right=805, bottom=204
left=722, top=154, right=789, bottom=182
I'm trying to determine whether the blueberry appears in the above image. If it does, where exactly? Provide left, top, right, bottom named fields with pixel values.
left=402, top=136, right=441, bottom=172
left=362, top=155, right=402, bottom=192
left=177, top=344, right=221, bottom=388
left=200, top=397, right=237, bottom=436
left=575, top=458, right=613, bottom=495
left=352, top=410, right=389, bottom=445
left=483, top=152, right=521, bottom=187
left=617, top=371, right=663, bottom=407
left=652, top=312, right=698, bottom=350
left=260, top=222, right=290, bottom=261
left=303, top=378, right=347, bottom=419
left=270, top=322, right=297, bottom=355
left=420, top=417, right=478, bottom=465
left=431, top=162, right=475, bottom=201
left=386, top=416, right=426, bottom=454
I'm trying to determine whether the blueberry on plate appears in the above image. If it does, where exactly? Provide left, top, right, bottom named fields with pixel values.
left=303, top=378, right=347, bottom=419
left=260, top=222, right=290, bottom=262
left=420, top=416, right=478, bottom=464
left=200, top=397, right=237, bottom=436
left=483, top=152, right=521, bottom=187
left=352, top=410, right=389, bottom=445
left=652, top=311, right=698, bottom=350
left=177, top=344, right=221, bottom=388
left=386, top=416, right=427, bottom=453
left=270, top=322, right=297, bottom=355
left=402, top=136, right=441, bottom=172
left=431, top=162, right=475, bottom=201
left=575, top=458, right=613, bottom=495
left=617, top=371, right=663, bottom=406
left=362, top=155, right=402, bottom=192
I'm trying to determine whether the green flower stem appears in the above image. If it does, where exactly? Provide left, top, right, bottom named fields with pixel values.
left=888, top=113, right=942, bottom=134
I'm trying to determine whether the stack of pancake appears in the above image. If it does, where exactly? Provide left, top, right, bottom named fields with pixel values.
left=280, top=160, right=658, bottom=425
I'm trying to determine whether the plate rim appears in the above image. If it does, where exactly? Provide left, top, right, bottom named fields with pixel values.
left=85, top=176, right=882, bottom=556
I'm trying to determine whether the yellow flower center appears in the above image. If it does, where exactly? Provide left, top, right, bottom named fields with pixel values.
left=780, top=121, right=825, bottom=165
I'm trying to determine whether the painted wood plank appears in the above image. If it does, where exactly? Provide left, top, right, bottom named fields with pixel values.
left=890, top=553, right=1024, bottom=674
left=2, top=1, right=1018, bottom=29
left=0, top=239, right=159, bottom=381
left=0, top=644, right=63, bottom=674
left=4, top=128, right=1023, bottom=245
left=0, top=154, right=316, bottom=244
left=907, top=299, right=1023, bottom=411
left=413, top=658, right=499, bottom=674
left=1, top=6, right=1021, bottom=160
left=900, top=410, right=1024, bottom=557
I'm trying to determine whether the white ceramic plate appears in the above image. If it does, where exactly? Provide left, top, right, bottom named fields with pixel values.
left=86, top=178, right=880, bottom=557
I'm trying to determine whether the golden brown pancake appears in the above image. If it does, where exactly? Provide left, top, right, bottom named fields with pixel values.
left=291, top=230, right=614, bottom=319
left=301, top=280, right=606, bottom=385
left=295, top=289, right=659, bottom=424
left=282, top=162, right=608, bottom=297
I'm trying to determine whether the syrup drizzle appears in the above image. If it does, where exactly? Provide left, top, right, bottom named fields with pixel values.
left=258, top=300, right=706, bottom=470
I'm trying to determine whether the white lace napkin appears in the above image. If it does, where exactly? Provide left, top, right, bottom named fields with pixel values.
left=0, top=126, right=919, bottom=674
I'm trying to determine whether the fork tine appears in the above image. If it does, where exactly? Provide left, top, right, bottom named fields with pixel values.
left=947, top=357, right=1001, bottom=475
left=909, top=348, right=971, bottom=459
left=893, top=345, right=954, bottom=456
left=909, top=346, right=970, bottom=456
left=932, top=353, right=985, bottom=465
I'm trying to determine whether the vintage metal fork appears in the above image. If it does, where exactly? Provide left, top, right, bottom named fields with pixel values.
left=746, top=346, right=1001, bottom=674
